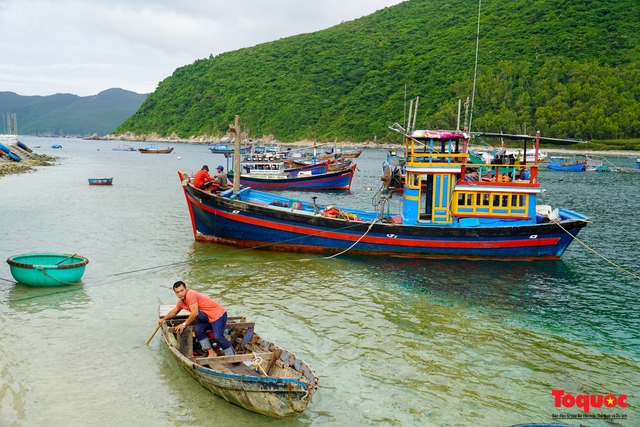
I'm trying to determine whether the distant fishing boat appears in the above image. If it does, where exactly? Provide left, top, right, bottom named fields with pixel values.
left=6, top=253, right=89, bottom=287
left=112, top=145, right=136, bottom=151
left=547, top=156, right=586, bottom=172
left=636, top=158, right=640, bottom=168
left=158, top=306, right=318, bottom=418
left=52, top=144, right=62, bottom=149
left=88, top=178, right=113, bottom=185
left=209, top=143, right=252, bottom=155
left=138, top=144, right=174, bottom=154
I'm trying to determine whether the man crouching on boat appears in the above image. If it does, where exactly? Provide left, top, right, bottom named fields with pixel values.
left=158, top=281, right=236, bottom=357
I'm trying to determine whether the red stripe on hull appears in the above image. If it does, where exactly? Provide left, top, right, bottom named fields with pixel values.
left=187, top=194, right=560, bottom=249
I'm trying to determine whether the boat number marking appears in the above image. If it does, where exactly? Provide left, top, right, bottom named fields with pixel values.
left=387, top=234, right=398, bottom=239
left=529, top=235, right=538, bottom=239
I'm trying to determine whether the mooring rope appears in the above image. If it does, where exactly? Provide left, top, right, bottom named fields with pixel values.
left=323, top=219, right=378, bottom=259
left=557, top=222, right=640, bottom=280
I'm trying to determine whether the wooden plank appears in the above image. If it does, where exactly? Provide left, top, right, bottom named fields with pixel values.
left=158, top=305, right=189, bottom=318
left=227, top=361, right=264, bottom=376
left=195, top=352, right=272, bottom=365
left=176, top=326, right=193, bottom=356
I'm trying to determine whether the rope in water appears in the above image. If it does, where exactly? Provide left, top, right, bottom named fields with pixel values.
left=557, top=222, right=640, bottom=280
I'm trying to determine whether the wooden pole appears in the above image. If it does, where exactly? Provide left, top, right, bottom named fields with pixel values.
left=233, top=115, right=241, bottom=193
left=146, top=323, right=161, bottom=345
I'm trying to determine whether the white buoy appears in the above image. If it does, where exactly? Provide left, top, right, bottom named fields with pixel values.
left=177, top=156, right=181, bottom=160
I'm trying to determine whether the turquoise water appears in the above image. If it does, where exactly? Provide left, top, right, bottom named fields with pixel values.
left=0, top=136, right=638, bottom=426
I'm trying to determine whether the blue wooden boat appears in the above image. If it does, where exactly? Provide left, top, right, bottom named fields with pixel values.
left=159, top=306, right=318, bottom=418
left=229, top=160, right=355, bottom=190
left=6, top=253, right=89, bottom=287
left=636, top=158, right=640, bottom=168
left=88, top=177, right=113, bottom=185
left=547, top=156, right=585, bottom=171
left=52, top=144, right=62, bottom=149
left=209, top=143, right=252, bottom=155
left=177, top=129, right=589, bottom=260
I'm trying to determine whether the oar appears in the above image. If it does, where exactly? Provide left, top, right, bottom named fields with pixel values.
left=146, top=323, right=162, bottom=345
left=55, top=253, right=77, bottom=265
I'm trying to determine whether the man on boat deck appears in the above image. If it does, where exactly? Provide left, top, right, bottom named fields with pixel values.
left=158, top=281, right=236, bottom=357
left=213, top=165, right=229, bottom=191
left=193, top=165, right=214, bottom=190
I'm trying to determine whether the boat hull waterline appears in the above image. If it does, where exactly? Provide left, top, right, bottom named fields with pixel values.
left=179, top=172, right=589, bottom=261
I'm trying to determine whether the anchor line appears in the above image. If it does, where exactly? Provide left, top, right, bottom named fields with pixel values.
left=557, top=222, right=640, bottom=280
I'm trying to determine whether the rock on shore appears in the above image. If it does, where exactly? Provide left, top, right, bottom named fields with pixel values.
left=0, top=143, right=56, bottom=178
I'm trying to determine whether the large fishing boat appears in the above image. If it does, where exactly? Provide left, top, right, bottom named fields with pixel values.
left=177, top=125, right=589, bottom=260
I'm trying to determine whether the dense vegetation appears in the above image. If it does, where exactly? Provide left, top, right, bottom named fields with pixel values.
left=117, top=0, right=640, bottom=143
left=1, top=89, right=147, bottom=136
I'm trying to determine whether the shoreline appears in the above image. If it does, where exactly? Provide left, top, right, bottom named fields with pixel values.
left=2, top=136, right=638, bottom=180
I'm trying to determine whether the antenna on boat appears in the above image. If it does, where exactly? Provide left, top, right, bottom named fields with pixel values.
left=407, top=98, right=414, bottom=133
left=457, top=99, right=462, bottom=131
left=468, top=0, right=482, bottom=133
left=412, top=97, right=419, bottom=131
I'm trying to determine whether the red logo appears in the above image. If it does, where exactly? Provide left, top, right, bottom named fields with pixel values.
left=552, top=390, right=628, bottom=413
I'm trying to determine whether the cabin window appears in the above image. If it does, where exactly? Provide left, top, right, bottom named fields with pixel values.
left=453, top=191, right=529, bottom=218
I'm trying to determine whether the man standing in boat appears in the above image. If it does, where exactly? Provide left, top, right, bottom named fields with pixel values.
left=193, top=165, right=214, bottom=190
left=213, top=165, right=229, bottom=191
left=158, top=281, right=236, bottom=357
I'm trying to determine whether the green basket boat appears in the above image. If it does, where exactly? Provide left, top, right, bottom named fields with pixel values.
left=6, top=253, right=89, bottom=287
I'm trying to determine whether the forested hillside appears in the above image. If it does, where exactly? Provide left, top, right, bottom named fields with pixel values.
left=1, top=89, right=147, bottom=136
left=117, top=0, right=640, bottom=142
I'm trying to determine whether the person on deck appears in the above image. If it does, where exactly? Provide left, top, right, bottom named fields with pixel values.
left=213, top=165, right=229, bottom=191
left=193, top=165, right=214, bottom=190
left=158, top=281, right=235, bottom=357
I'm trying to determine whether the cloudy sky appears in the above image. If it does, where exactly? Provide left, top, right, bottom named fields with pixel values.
left=0, top=0, right=405, bottom=97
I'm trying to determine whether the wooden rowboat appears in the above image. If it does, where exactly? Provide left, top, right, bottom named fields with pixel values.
left=88, top=178, right=113, bottom=185
left=158, top=305, right=318, bottom=418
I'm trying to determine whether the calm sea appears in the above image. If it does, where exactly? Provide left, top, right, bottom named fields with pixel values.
left=0, top=136, right=638, bottom=427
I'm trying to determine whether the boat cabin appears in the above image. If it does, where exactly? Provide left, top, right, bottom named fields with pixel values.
left=401, top=130, right=542, bottom=227
left=241, top=161, right=290, bottom=179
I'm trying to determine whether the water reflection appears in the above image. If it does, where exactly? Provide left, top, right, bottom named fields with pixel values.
left=7, top=283, right=90, bottom=313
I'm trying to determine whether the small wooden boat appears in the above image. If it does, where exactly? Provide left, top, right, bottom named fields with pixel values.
left=52, top=144, right=62, bottom=149
left=547, top=156, right=585, bottom=172
left=636, top=158, right=640, bottom=169
left=88, top=178, right=113, bottom=185
left=6, top=253, right=89, bottom=287
left=158, top=306, right=318, bottom=418
left=138, top=144, right=174, bottom=154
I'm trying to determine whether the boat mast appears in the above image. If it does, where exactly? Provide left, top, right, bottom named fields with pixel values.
left=468, top=0, right=482, bottom=133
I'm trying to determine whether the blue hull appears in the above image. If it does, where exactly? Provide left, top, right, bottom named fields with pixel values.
left=548, top=162, right=585, bottom=172
left=180, top=174, right=589, bottom=260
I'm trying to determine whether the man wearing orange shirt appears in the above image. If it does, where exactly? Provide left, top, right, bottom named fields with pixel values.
left=158, top=281, right=235, bottom=357
left=193, top=165, right=214, bottom=189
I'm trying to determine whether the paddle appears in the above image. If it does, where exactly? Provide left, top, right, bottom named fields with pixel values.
left=146, top=323, right=162, bottom=346
left=55, top=253, right=77, bottom=265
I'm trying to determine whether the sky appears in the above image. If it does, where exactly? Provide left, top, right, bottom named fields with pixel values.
left=0, top=0, right=405, bottom=97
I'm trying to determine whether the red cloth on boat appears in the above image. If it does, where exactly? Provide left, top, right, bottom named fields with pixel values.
left=176, top=290, right=226, bottom=322
left=194, top=169, right=213, bottom=188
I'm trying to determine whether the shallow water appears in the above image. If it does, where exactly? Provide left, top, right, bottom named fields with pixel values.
left=0, top=137, right=638, bottom=426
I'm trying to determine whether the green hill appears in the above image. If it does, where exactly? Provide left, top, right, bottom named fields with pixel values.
left=117, top=0, right=640, bottom=142
left=1, top=89, right=147, bottom=136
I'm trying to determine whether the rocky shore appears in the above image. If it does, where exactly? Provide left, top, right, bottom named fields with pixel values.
left=0, top=144, right=56, bottom=178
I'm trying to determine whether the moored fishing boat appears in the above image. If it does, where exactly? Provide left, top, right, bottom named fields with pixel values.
left=138, top=144, right=174, bottom=154
left=209, top=143, right=252, bottom=155
left=547, top=156, right=586, bottom=172
left=158, top=306, right=318, bottom=418
left=6, top=253, right=89, bottom=286
left=177, top=127, right=589, bottom=260
left=229, top=160, right=355, bottom=190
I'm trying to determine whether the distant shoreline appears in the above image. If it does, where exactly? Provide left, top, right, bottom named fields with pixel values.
left=91, top=133, right=640, bottom=156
